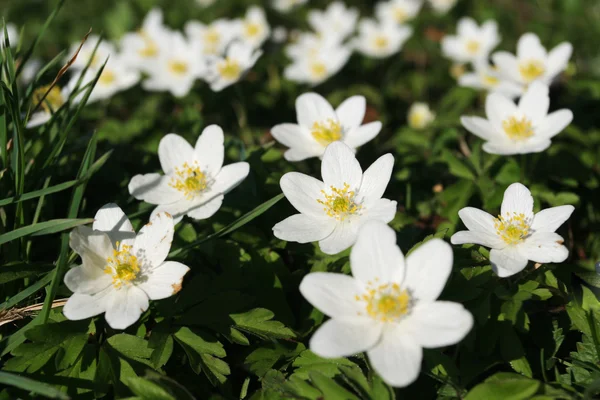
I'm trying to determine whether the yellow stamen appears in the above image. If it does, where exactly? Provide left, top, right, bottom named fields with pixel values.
left=373, top=35, right=389, bottom=50
left=169, top=60, right=189, bottom=76
left=32, top=85, right=65, bottom=113
left=316, top=183, right=360, bottom=221
left=99, top=70, right=116, bottom=86
left=394, top=7, right=407, bottom=23
left=502, top=116, right=534, bottom=141
left=204, top=29, right=220, bottom=54
left=217, top=58, right=242, bottom=80
left=356, top=281, right=411, bottom=322
left=311, top=119, right=342, bottom=146
left=169, top=162, right=208, bottom=200
left=494, top=212, right=530, bottom=245
left=244, top=22, right=261, bottom=38
left=309, top=62, right=327, bottom=79
left=465, top=40, right=480, bottom=55
left=482, top=74, right=500, bottom=86
left=519, top=60, right=545, bottom=82
left=139, top=37, right=158, bottom=58
left=104, top=242, right=140, bottom=289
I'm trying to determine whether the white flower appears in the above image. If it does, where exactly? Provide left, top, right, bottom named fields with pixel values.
left=196, top=0, right=217, bottom=6
left=300, top=222, right=473, bottom=386
left=284, top=46, right=351, bottom=85
left=142, top=32, right=205, bottom=98
left=271, top=93, right=382, bottom=161
left=205, top=41, right=261, bottom=92
left=492, top=33, right=572, bottom=87
left=1, top=23, right=18, bottom=47
left=441, top=18, right=500, bottom=63
left=285, top=31, right=343, bottom=59
left=128, top=125, right=250, bottom=224
left=26, top=85, right=71, bottom=129
left=272, top=0, right=308, bottom=13
left=238, top=6, right=270, bottom=49
left=20, top=59, right=42, bottom=85
left=67, top=35, right=116, bottom=70
left=307, top=2, right=359, bottom=43
left=70, top=55, right=140, bottom=104
left=120, top=8, right=172, bottom=74
left=458, top=60, right=524, bottom=98
left=353, top=19, right=412, bottom=59
left=375, top=0, right=423, bottom=25
left=460, top=81, right=573, bottom=155
left=273, top=142, right=397, bottom=255
left=272, top=26, right=288, bottom=43
left=408, top=102, right=435, bottom=129
left=451, top=183, right=574, bottom=277
left=63, top=204, right=190, bottom=330
left=185, top=19, right=239, bottom=56
left=428, top=0, right=458, bottom=13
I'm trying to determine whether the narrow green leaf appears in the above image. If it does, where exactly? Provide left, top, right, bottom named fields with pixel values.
left=0, top=371, right=69, bottom=399
left=0, top=218, right=92, bottom=245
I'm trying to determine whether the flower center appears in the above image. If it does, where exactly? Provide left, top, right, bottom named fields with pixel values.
left=104, top=243, right=140, bottom=289
left=309, top=62, right=327, bottom=79
left=244, top=22, right=261, bottom=38
left=482, top=74, right=500, bottom=86
left=139, top=38, right=158, bottom=58
left=356, top=279, right=412, bottom=322
left=169, top=161, right=208, bottom=199
left=409, top=110, right=427, bottom=129
left=519, top=59, right=545, bottom=82
left=99, top=70, right=116, bottom=86
left=373, top=35, right=389, bottom=50
left=311, top=119, right=342, bottom=146
left=217, top=58, right=242, bottom=80
left=169, top=60, right=189, bottom=76
left=494, top=212, right=531, bottom=245
left=204, top=29, right=220, bottom=53
left=394, top=7, right=407, bottom=23
left=317, top=183, right=360, bottom=221
left=502, top=116, right=534, bottom=141
left=465, top=40, right=480, bottom=55
left=33, top=85, right=65, bottom=113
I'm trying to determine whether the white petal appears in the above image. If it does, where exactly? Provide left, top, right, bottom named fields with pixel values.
left=321, top=141, right=362, bottom=189
left=310, top=318, right=382, bottom=358
left=404, top=239, right=453, bottom=301
left=271, top=123, right=322, bottom=154
left=492, top=52, right=521, bottom=82
left=284, top=147, right=324, bottom=161
left=93, top=203, right=135, bottom=248
left=515, top=139, right=552, bottom=154
left=212, top=162, right=250, bottom=194
left=500, top=183, right=534, bottom=219
left=186, top=194, right=224, bottom=220
left=363, top=198, right=397, bottom=223
left=335, top=96, right=366, bottom=130
left=64, top=264, right=111, bottom=295
left=133, top=212, right=174, bottom=269
left=151, top=200, right=189, bottom=225
left=69, top=226, right=114, bottom=266
left=520, top=232, right=568, bottom=263
left=451, top=230, right=502, bottom=248
left=137, top=261, right=190, bottom=300
left=350, top=221, right=404, bottom=284
left=296, top=92, right=336, bottom=128
left=158, top=134, right=194, bottom=175
left=456, top=207, right=503, bottom=247
left=517, top=33, right=546, bottom=60
left=406, top=301, right=473, bottom=348
left=105, top=286, right=149, bottom=330
left=531, top=205, right=574, bottom=232
left=490, top=247, right=528, bottom=277
left=536, top=110, right=573, bottom=139
left=357, top=154, right=394, bottom=207
left=280, top=172, right=327, bottom=218
left=367, top=330, right=422, bottom=388
left=128, top=173, right=183, bottom=205
left=194, top=125, right=224, bottom=177
left=26, top=112, right=51, bottom=128
left=273, top=214, right=335, bottom=243
left=486, top=93, right=518, bottom=130
left=299, top=272, right=364, bottom=318
left=319, top=222, right=358, bottom=255
left=342, top=121, right=382, bottom=148
left=546, top=42, right=572, bottom=80
left=460, top=116, right=495, bottom=141
left=63, top=287, right=112, bottom=321
left=518, top=81, right=549, bottom=124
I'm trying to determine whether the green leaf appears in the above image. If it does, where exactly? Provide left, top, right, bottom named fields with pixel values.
left=0, top=218, right=93, bottom=245
left=123, top=377, right=176, bottom=400
left=230, top=308, right=295, bottom=340
left=309, top=371, right=360, bottom=400
left=441, top=149, right=477, bottom=180
left=173, top=327, right=230, bottom=385
left=464, top=373, right=540, bottom=400
left=292, top=350, right=357, bottom=379
left=0, top=371, right=69, bottom=399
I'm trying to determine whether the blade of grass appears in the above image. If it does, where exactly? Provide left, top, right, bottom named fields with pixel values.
left=0, top=218, right=93, bottom=245
left=169, top=193, right=284, bottom=258
left=0, top=371, right=69, bottom=399
left=0, top=272, right=52, bottom=311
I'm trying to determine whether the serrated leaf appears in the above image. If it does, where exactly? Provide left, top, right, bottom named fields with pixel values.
left=292, top=350, right=357, bottom=379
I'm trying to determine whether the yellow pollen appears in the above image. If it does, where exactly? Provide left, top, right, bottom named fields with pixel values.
left=465, top=40, right=480, bottom=54
left=482, top=74, right=500, bottom=86
left=409, top=111, right=427, bottom=130
left=169, top=162, right=208, bottom=199
left=356, top=281, right=411, bottom=322
left=217, top=58, right=242, bottom=80
left=169, top=60, right=189, bottom=75
left=494, top=212, right=530, bottom=245
left=502, top=116, right=534, bottom=141
left=99, top=70, right=116, bottom=86
left=244, top=22, right=261, bottom=38
left=316, top=183, right=360, bottom=221
left=394, top=7, right=407, bottom=23
left=203, top=29, right=220, bottom=54
left=373, top=35, right=389, bottom=50
left=519, top=60, right=545, bottom=82
left=309, top=62, right=327, bottom=79
left=33, top=85, right=65, bottom=113
left=311, top=119, right=342, bottom=146
left=139, top=37, right=158, bottom=58
left=104, top=243, right=140, bottom=289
